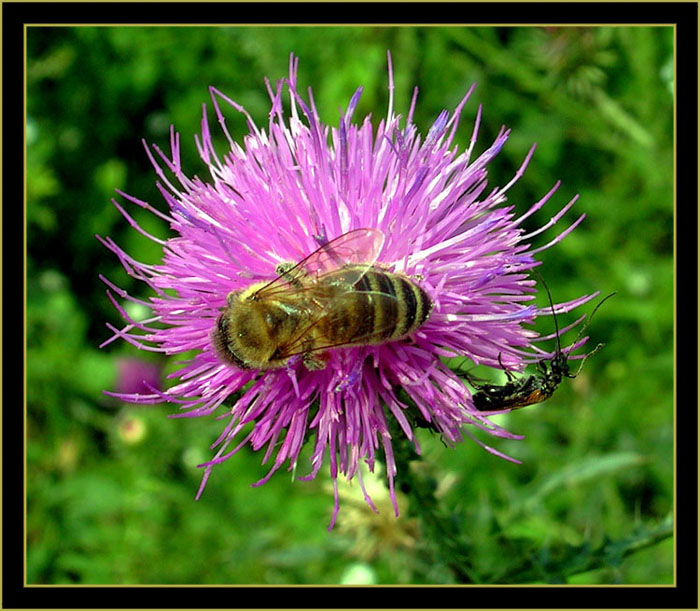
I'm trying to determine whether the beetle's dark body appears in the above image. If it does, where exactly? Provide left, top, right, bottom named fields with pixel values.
left=471, top=353, right=569, bottom=412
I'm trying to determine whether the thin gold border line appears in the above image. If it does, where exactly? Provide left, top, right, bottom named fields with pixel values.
left=23, top=23, right=678, bottom=27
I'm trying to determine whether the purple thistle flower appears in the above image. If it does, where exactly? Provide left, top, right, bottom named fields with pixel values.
left=99, top=53, right=597, bottom=528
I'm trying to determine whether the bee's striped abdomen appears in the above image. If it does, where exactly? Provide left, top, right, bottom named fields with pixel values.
left=355, top=268, right=432, bottom=342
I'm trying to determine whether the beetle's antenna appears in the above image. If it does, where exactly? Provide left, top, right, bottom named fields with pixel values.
left=570, top=292, right=616, bottom=355
left=568, top=292, right=616, bottom=376
left=532, top=267, right=615, bottom=369
left=531, top=267, right=563, bottom=357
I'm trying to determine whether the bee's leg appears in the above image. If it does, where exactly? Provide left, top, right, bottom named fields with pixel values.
left=275, top=262, right=295, bottom=275
left=303, top=352, right=329, bottom=371
left=275, top=262, right=306, bottom=287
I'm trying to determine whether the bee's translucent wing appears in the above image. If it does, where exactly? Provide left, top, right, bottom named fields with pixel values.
left=254, top=228, right=385, bottom=299
left=274, top=291, right=403, bottom=360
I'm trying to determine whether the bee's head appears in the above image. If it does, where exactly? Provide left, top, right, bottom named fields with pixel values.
left=213, top=292, right=298, bottom=370
left=213, top=311, right=250, bottom=369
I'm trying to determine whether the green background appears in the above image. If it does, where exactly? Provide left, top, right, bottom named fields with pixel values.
left=27, top=26, right=674, bottom=585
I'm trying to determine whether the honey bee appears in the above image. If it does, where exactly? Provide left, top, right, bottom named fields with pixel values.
left=214, top=228, right=433, bottom=371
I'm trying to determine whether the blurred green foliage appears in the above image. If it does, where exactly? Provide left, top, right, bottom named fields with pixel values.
left=27, top=26, right=673, bottom=585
